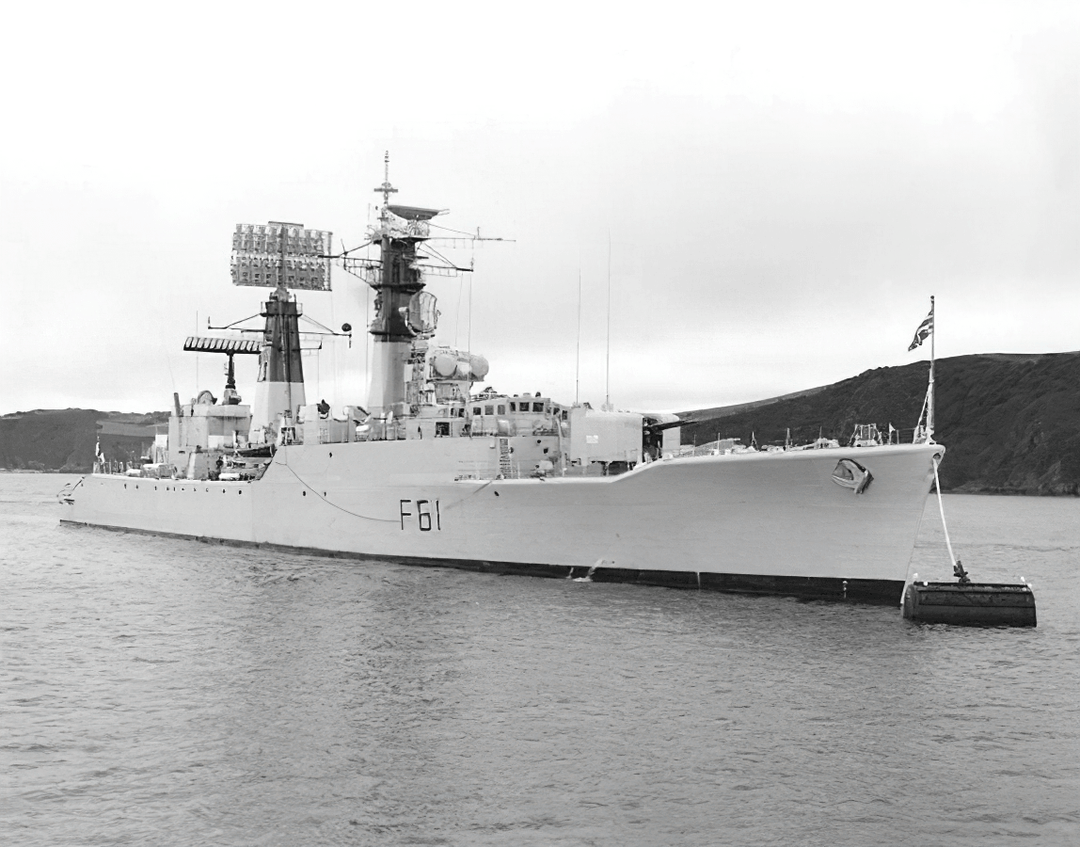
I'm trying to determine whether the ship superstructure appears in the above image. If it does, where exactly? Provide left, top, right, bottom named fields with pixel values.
left=59, top=160, right=944, bottom=605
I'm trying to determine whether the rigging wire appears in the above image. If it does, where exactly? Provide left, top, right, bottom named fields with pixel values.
left=274, top=452, right=493, bottom=521
left=363, top=203, right=373, bottom=391
left=416, top=242, right=459, bottom=270
left=428, top=221, right=484, bottom=238
left=455, top=275, right=464, bottom=348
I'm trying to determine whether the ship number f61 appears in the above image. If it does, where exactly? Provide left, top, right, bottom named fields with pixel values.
left=399, top=499, right=442, bottom=531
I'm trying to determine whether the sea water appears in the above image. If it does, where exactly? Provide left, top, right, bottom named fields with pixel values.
left=2, top=474, right=1078, bottom=846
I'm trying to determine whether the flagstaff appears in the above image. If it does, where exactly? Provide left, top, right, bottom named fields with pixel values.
left=908, top=296, right=936, bottom=442
left=929, top=295, right=936, bottom=439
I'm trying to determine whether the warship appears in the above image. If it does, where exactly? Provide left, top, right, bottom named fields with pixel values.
left=59, top=161, right=943, bottom=604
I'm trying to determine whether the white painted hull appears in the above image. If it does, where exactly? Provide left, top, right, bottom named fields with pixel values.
left=61, top=438, right=942, bottom=602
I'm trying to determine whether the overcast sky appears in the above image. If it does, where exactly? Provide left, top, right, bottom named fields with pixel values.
left=2, top=1, right=1077, bottom=417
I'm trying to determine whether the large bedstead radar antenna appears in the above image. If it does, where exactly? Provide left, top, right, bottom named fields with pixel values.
left=229, top=220, right=333, bottom=440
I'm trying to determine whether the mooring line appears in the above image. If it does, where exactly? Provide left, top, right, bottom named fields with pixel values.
left=932, top=456, right=958, bottom=570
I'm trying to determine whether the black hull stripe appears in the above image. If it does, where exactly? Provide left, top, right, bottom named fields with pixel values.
left=60, top=520, right=904, bottom=605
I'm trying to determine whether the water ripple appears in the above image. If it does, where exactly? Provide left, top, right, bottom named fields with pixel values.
left=2, top=477, right=1078, bottom=846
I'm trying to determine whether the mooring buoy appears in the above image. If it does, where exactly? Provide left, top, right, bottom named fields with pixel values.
left=902, top=579, right=1036, bottom=627
left=906, top=458, right=1038, bottom=627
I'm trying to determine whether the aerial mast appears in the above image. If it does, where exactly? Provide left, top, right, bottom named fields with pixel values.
left=605, top=233, right=612, bottom=411
left=365, top=152, right=443, bottom=419
left=576, top=268, right=582, bottom=406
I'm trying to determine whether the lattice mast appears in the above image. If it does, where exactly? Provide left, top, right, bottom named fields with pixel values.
left=365, top=153, right=443, bottom=417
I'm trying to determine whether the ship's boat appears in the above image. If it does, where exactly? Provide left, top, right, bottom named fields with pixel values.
left=59, top=161, right=944, bottom=605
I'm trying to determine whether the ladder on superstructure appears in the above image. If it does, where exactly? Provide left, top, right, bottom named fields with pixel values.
left=497, top=438, right=513, bottom=478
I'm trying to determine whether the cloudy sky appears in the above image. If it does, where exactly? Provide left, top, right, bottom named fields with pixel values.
left=2, top=1, right=1077, bottom=416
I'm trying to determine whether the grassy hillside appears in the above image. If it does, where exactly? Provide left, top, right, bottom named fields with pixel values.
left=0, top=410, right=168, bottom=473
left=679, top=352, right=1080, bottom=495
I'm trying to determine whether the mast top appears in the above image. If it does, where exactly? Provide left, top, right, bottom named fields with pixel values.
left=374, top=151, right=398, bottom=208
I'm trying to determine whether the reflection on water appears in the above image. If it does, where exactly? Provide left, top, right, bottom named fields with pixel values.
left=2, top=476, right=1079, bottom=846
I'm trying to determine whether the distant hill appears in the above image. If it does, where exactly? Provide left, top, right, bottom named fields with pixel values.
left=0, top=409, right=168, bottom=473
left=3, top=352, right=1078, bottom=493
left=678, top=352, right=1080, bottom=495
